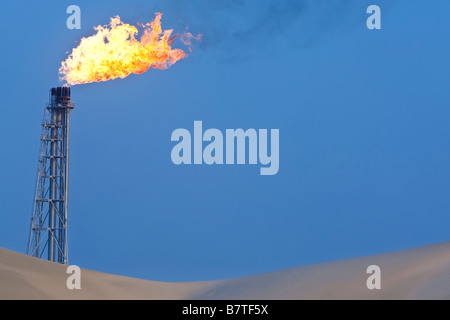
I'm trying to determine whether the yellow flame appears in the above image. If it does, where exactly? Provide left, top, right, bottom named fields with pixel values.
left=59, top=13, right=194, bottom=85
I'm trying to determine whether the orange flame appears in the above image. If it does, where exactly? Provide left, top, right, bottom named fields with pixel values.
left=59, top=13, right=196, bottom=85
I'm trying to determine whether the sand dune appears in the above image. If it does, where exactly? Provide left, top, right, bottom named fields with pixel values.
left=1, top=241, right=449, bottom=299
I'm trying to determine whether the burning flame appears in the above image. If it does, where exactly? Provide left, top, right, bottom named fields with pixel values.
left=59, top=13, right=198, bottom=85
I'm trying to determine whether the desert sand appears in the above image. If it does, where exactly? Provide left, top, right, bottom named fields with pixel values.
left=1, top=241, right=449, bottom=299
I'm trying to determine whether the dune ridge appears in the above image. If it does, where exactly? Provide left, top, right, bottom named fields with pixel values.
left=1, top=241, right=449, bottom=300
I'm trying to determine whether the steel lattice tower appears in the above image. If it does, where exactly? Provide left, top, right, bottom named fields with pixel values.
left=28, top=87, right=74, bottom=264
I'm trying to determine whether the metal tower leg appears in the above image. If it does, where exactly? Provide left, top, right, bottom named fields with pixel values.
left=28, top=87, right=74, bottom=264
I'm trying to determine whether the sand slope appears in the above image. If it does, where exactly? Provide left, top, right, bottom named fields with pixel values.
left=1, top=241, right=449, bottom=299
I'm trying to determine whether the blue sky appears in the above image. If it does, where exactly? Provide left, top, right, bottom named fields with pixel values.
left=0, top=0, right=449, bottom=281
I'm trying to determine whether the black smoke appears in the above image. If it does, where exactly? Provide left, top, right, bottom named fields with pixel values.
left=136, top=0, right=395, bottom=63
